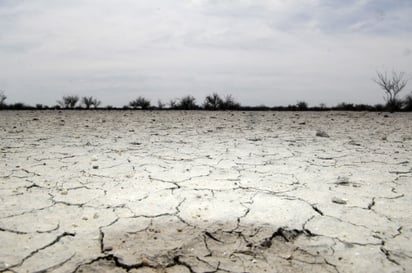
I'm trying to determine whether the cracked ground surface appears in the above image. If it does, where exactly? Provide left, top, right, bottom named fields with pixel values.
left=0, top=110, right=411, bottom=273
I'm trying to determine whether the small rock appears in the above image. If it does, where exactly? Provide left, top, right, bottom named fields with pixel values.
left=348, top=140, right=361, bottom=146
left=103, top=246, right=113, bottom=252
left=247, top=137, right=262, bottom=142
left=335, top=176, right=350, bottom=186
left=92, top=165, right=99, bottom=169
left=130, top=142, right=141, bottom=146
left=316, top=130, right=329, bottom=138
left=332, top=197, right=347, bottom=205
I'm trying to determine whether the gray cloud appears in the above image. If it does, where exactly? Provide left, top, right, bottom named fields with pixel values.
left=0, top=0, right=411, bottom=107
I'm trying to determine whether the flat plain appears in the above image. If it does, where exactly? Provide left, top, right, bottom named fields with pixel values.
left=0, top=110, right=411, bottom=273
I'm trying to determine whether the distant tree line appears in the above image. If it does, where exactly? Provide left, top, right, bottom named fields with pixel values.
left=1, top=71, right=411, bottom=112
left=1, top=92, right=411, bottom=112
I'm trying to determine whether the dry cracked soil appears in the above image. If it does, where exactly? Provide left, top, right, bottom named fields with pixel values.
left=0, top=110, right=411, bottom=273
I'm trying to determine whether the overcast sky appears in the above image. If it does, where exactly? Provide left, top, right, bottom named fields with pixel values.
left=1, top=0, right=411, bottom=107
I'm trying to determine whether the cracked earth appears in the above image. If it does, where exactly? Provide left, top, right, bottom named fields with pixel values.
left=0, top=110, right=411, bottom=273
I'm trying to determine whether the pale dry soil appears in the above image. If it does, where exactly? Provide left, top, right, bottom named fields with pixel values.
left=0, top=110, right=411, bottom=273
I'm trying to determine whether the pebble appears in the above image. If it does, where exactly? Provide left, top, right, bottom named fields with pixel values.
left=316, top=130, right=329, bottom=138
left=332, top=197, right=347, bottom=205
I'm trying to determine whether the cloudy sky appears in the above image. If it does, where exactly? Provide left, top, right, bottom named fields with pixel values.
left=0, top=0, right=411, bottom=107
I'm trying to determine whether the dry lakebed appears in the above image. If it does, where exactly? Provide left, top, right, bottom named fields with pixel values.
left=0, top=110, right=411, bottom=273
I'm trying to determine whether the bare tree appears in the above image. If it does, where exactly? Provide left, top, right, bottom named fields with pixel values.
left=82, top=96, right=101, bottom=109
left=82, top=96, right=94, bottom=109
left=374, top=71, right=409, bottom=112
left=204, top=93, right=223, bottom=110
left=0, top=90, right=6, bottom=107
left=57, top=95, right=79, bottom=109
left=129, top=96, right=151, bottom=109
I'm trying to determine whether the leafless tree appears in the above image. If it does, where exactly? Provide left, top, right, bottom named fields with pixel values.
left=57, top=95, right=79, bottom=109
left=204, top=93, right=223, bottom=110
left=82, top=96, right=101, bottom=109
left=82, top=96, right=94, bottom=109
left=129, top=96, right=151, bottom=109
left=0, top=90, right=6, bottom=107
left=374, top=71, right=409, bottom=112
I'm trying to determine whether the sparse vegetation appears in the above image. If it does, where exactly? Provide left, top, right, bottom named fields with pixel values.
left=157, top=100, right=165, bottom=109
left=403, top=94, right=412, bottom=111
left=296, top=101, right=308, bottom=111
left=176, top=95, right=198, bottom=110
left=204, top=93, right=223, bottom=110
left=169, top=99, right=177, bottom=109
left=0, top=90, right=6, bottom=108
left=9, top=102, right=27, bottom=109
left=129, top=96, right=151, bottom=109
left=221, top=95, right=240, bottom=110
left=3, top=82, right=412, bottom=111
left=82, top=96, right=101, bottom=109
left=58, top=95, right=79, bottom=109
left=374, top=71, right=409, bottom=112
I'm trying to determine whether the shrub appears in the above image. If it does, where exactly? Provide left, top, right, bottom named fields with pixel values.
left=335, top=102, right=355, bottom=111
left=0, top=90, right=6, bottom=108
left=402, top=94, right=412, bottom=111
left=157, top=100, right=165, bottom=109
left=129, top=96, right=151, bottom=109
left=204, top=93, right=223, bottom=110
left=221, top=95, right=240, bottom=110
left=169, top=99, right=177, bottom=109
left=374, top=104, right=385, bottom=111
left=176, top=95, right=198, bottom=110
left=296, top=101, right=308, bottom=111
left=10, top=102, right=27, bottom=109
